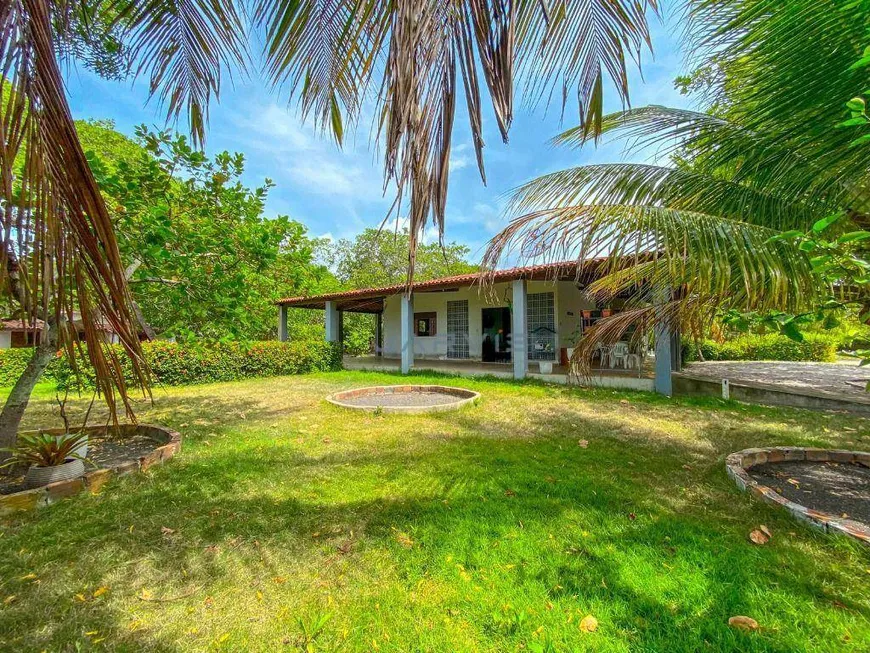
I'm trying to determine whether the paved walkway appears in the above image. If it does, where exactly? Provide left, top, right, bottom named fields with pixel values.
left=682, top=360, right=870, bottom=401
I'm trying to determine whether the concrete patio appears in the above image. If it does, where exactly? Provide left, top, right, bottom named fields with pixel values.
left=343, top=355, right=656, bottom=391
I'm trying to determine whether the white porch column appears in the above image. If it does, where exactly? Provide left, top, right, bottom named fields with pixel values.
left=325, top=301, right=340, bottom=343
left=654, top=313, right=674, bottom=396
left=401, top=294, right=414, bottom=374
left=512, top=279, right=528, bottom=380
left=277, top=305, right=288, bottom=342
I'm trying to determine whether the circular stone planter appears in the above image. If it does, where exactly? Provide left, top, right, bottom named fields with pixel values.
left=726, top=447, right=870, bottom=546
left=327, top=385, right=480, bottom=414
left=0, top=424, right=181, bottom=516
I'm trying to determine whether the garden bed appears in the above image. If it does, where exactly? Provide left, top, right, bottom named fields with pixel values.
left=726, top=446, right=870, bottom=545
left=0, top=424, right=180, bottom=515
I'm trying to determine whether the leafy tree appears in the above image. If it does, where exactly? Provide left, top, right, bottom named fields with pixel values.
left=323, top=228, right=477, bottom=289
left=84, top=124, right=325, bottom=341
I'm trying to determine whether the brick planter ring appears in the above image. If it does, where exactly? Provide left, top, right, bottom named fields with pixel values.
left=0, top=424, right=181, bottom=516
left=327, top=385, right=480, bottom=414
left=726, top=447, right=870, bottom=546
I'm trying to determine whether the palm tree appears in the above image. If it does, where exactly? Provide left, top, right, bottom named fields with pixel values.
left=1, top=0, right=659, bottom=454
left=483, top=0, right=870, bottom=367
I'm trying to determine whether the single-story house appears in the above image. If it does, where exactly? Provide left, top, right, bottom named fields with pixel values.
left=0, top=315, right=122, bottom=349
left=277, top=261, right=680, bottom=394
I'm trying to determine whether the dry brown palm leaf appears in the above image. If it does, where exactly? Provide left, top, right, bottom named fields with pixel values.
left=257, top=0, right=658, bottom=287
left=1, top=0, right=148, bottom=424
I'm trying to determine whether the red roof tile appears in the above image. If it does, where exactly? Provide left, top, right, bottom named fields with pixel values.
left=0, top=319, right=46, bottom=331
left=277, top=260, right=610, bottom=308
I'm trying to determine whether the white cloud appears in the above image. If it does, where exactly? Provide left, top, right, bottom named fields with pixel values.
left=228, top=101, right=388, bottom=203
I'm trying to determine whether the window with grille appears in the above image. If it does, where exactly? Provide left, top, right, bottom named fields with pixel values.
left=527, top=292, right=556, bottom=361
left=446, top=300, right=469, bottom=359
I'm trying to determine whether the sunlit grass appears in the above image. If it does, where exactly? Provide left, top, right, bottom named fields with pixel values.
left=0, top=371, right=868, bottom=651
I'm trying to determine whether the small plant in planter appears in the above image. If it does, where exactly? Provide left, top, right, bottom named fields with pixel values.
left=0, top=392, right=96, bottom=489
left=1, top=430, right=90, bottom=488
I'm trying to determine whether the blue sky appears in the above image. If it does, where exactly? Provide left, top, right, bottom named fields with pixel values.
left=65, top=4, right=692, bottom=264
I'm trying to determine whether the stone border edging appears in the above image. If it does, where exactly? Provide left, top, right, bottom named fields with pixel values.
left=326, top=385, right=481, bottom=414
left=0, top=423, right=181, bottom=516
left=726, top=447, right=870, bottom=546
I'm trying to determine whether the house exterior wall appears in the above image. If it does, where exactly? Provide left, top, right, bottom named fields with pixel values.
left=381, top=280, right=597, bottom=361
left=0, top=331, right=10, bottom=349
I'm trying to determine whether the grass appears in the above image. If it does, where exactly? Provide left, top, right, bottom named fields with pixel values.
left=0, top=370, right=869, bottom=651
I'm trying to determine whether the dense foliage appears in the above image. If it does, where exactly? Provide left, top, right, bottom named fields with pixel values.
left=683, top=334, right=837, bottom=364
left=0, top=341, right=341, bottom=389
left=80, top=122, right=331, bottom=341
left=54, top=341, right=342, bottom=390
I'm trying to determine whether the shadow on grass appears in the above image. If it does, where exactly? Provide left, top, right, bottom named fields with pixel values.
left=2, top=373, right=868, bottom=651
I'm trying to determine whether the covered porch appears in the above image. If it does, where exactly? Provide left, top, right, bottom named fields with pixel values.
left=277, top=261, right=679, bottom=394
left=343, top=355, right=656, bottom=391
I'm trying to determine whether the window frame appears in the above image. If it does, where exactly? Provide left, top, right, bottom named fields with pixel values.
left=414, top=312, right=437, bottom=337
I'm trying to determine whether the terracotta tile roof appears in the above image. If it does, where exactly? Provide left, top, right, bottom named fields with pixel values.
left=0, top=319, right=46, bottom=331
left=0, top=316, right=118, bottom=333
left=277, top=260, right=610, bottom=308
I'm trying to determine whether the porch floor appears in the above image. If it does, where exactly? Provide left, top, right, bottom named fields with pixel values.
left=343, top=356, right=656, bottom=392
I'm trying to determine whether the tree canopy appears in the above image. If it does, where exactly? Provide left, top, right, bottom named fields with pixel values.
left=79, top=120, right=329, bottom=342
left=322, top=228, right=477, bottom=290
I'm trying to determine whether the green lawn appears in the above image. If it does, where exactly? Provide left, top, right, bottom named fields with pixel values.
left=1, top=371, right=868, bottom=651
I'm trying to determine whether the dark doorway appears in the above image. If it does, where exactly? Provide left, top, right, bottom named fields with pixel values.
left=481, top=307, right=512, bottom=363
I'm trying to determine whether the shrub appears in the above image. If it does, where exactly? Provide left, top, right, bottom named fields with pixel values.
left=0, top=349, right=64, bottom=387
left=33, top=340, right=342, bottom=390
left=0, top=349, right=34, bottom=387
left=682, top=333, right=837, bottom=363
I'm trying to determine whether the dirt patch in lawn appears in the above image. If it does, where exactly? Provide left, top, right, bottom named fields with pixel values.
left=749, top=460, right=870, bottom=525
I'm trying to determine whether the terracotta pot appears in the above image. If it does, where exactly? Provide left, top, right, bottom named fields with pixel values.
left=24, top=458, right=85, bottom=489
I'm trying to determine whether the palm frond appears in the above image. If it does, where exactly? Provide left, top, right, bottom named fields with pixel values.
left=1, top=0, right=148, bottom=419
left=258, top=0, right=658, bottom=284
left=253, top=0, right=377, bottom=145
left=516, top=0, right=658, bottom=137
left=508, top=163, right=824, bottom=232
left=555, top=106, right=870, bottom=212
left=112, top=0, right=249, bottom=147
left=483, top=204, right=821, bottom=314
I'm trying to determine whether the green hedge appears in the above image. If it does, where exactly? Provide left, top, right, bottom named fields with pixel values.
left=682, top=333, right=838, bottom=363
left=1, top=340, right=342, bottom=389
left=0, top=348, right=37, bottom=387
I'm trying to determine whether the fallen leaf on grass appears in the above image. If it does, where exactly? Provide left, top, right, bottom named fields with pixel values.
left=579, top=615, right=598, bottom=633
left=760, top=525, right=772, bottom=539
left=749, top=529, right=770, bottom=545
left=3, top=595, right=15, bottom=605
left=92, top=586, right=109, bottom=598
left=504, top=489, right=516, bottom=497
left=337, top=541, right=353, bottom=554
left=161, top=526, right=175, bottom=536
left=392, top=528, right=414, bottom=548
left=578, top=440, right=589, bottom=448
left=728, top=615, right=759, bottom=631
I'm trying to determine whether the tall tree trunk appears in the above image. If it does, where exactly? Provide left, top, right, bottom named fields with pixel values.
left=0, top=326, right=56, bottom=467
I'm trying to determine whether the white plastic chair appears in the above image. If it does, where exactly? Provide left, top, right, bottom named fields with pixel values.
left=609, top=342, right=629, bottom=368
